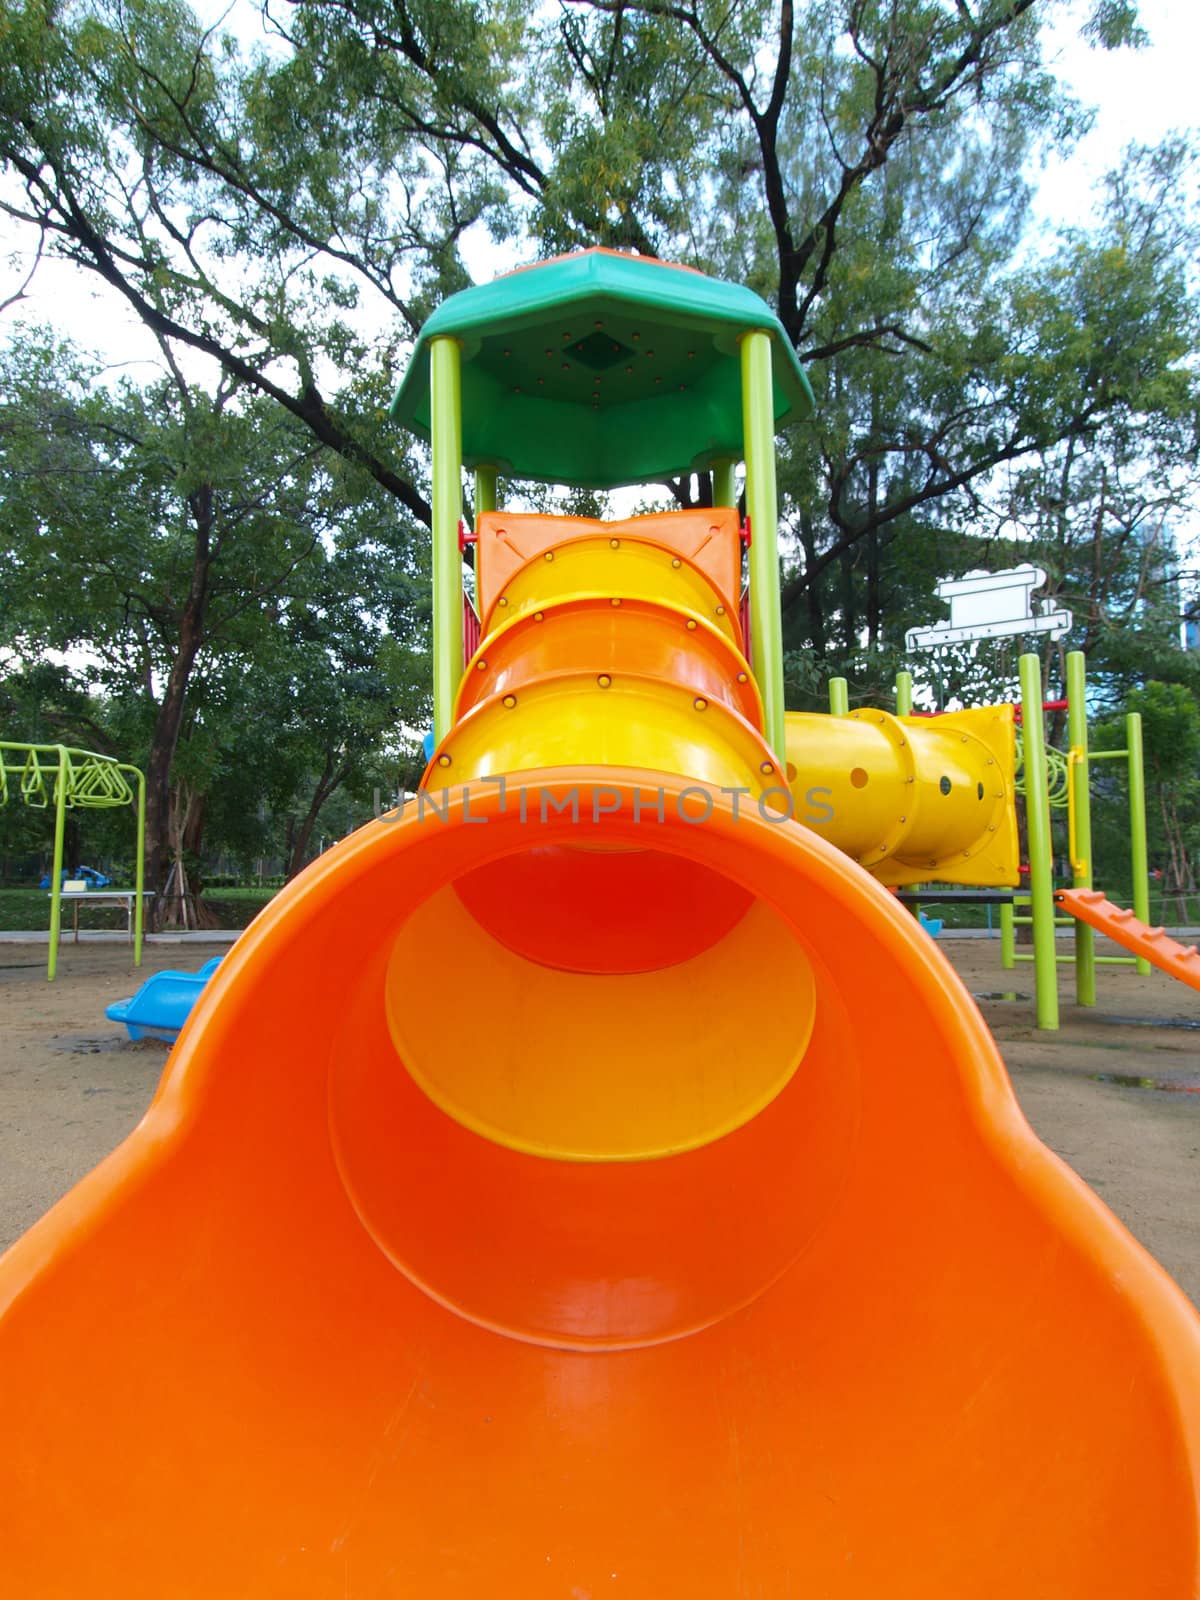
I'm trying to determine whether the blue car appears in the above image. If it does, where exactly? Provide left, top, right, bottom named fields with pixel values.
left=39, top=865, right=112, bottom=890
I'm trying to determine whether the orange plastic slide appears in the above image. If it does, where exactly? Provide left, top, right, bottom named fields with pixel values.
left=1, top=777, right=1198, bottom=1596
left=1057, top=885, right=1200, bottom=991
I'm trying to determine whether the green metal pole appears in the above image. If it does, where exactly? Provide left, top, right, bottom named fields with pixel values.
left=1127, top=711, right=1151, bottom=975
left=1066, top=651, right=1095, bottom=1006
left=47, top=747, right=66, bottom=982
left=1019, top=653, right=1059, bottom=1030
left=895, top=670, right=913, bottom=716
left=473, top=466, right=497, bottom=525
left=1000, top=900, right=1015, bottom=969
left=133, top=766, right=145, bottom=969
left=740, top=331, right=785, bottom=757
left=828, top=677, right=849, bottom=716
left=430, top=336, right=464, bottom=743
left=711, top=459, right=738, bottom=509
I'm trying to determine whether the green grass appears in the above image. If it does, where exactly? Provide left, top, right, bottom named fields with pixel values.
left=0, top=885, right=277, bottom=932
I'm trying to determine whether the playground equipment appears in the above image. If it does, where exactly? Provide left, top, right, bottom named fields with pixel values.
left=0, top=741, right=145, bottom=979
left=0, top=251, right=1197, bottom=1595
left=998, top=650, right=1169, bottom=1027
left=782, top=701, right=1017, bottom=886
left=106, top=958, right=223, bottom=1042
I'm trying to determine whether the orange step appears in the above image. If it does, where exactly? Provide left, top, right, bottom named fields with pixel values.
left=1054, top=887, right=1200, bottom=991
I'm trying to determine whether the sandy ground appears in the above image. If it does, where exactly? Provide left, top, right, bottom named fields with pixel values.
left=0, top=934, right=1197, bottom=1305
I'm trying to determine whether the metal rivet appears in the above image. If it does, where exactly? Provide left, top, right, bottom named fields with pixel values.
left=544, top=551, right=554, bottom=561
left=736, top=672, right=748, bottom=683
left=502, top=695, right=517, bottom=709
left=611, top=597, right=622, bottom=607
left=545, top=348, right=553, bottom=356
left=694, top=697, right=708, bottom=711
left=646, top=350, right=655, bottom=357
left=900, top=816, right=907, bottom=823
left=632, top=332, right=640, bottom=340
left=533, top=611, right=544, bottom=622
left=687, top=350, right=695, bottom=358
left=610, top=537, right=620, bottom=548
left=594, top=319, right=603, bottom=328
left=685, top=619, right=697, bottom=630
left=671, top=557, right=682, bottom=568
left=476, top=659, right=488, bottom=671
left=715, top=605, right=725, bottom=616
left=498, top=596, right=508, bottom=607
left=438, top=754, right=452, bottom=768
left=512, top=386, right=521, bottom=393
left=760, top=762, right=774, bottom=775
left=562, top=363, right=570, bottom=371
left=597, top=674, right=612, bottom=689
left=503, top=348, right=511, bottom=356
left=654, top=376, right=662, bottom=384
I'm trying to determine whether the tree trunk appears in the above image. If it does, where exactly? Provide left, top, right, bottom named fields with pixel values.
left=286, top=753, right=350, bottom=880
left=796, top=509, right=826, bottom=657
left=144, top=483, right=214, bottom=896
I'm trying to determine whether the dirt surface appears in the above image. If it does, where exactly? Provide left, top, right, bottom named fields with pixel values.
left=0, top=934, right=1197, bottom=1305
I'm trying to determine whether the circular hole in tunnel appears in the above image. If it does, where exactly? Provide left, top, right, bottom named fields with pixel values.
left=850, top=767, right=869, bottom=789
left=389, top=847, right=817, bottom=1164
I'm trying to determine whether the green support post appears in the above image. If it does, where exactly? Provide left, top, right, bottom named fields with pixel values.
left=828, top=677, right=849, bottom=716
left=1127, top=712, right=1151, bottom=975
left=1066, top=651, right=1095, bottom=1006
left=473, top=466, right=497, bottom=525
left=132, top=766, right=145, bottom=970
left=1019, top=652, right=1059, bottom=1030
left=740, top=331, right=785, bottom=758
left=895, top=671, right=913, bottom=717
left=430, top=336, right=464, bottom=743
left=47, top=748, right=67, bottom=983
left=711, top=459, right=738, bottom=510
left=1000, top=900, right=1015, bottom=969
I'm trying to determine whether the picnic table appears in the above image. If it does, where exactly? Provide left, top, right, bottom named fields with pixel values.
left=50, top=889, right=154, bottom=944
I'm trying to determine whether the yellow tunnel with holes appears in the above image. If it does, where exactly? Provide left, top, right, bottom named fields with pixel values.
left=784, top=704, right=1018, bottom=887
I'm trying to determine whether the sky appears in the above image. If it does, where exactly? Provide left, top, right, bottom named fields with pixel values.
left=3, top=0, right=1198, bottom=364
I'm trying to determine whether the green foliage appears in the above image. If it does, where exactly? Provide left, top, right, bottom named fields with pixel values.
left=1, top=0, right=1197, bottom=881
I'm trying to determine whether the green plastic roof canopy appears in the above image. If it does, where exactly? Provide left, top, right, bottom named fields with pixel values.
left=389, top=249, right=813, bottom=489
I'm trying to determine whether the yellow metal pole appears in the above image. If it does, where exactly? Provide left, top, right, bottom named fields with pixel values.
left=47, top=747, right=66, bottom=982
left=740, top=332, right=785, bottom=757
left=711, top=459, right=738, bottom=510
left=474, top=466, right=497, bottom=525
left=1020, top=653, right=1059, bottom=1030
left=1126, top=712, right=1152, bottom=975
left=132, top=766, right=145, bottom=968
left=430, top=337, right=464, bottom=743
left=1066, top=651, right=1095, bottom=1005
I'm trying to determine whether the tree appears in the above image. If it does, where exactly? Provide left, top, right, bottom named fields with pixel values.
left=0, top=332, right=429, bottom=899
